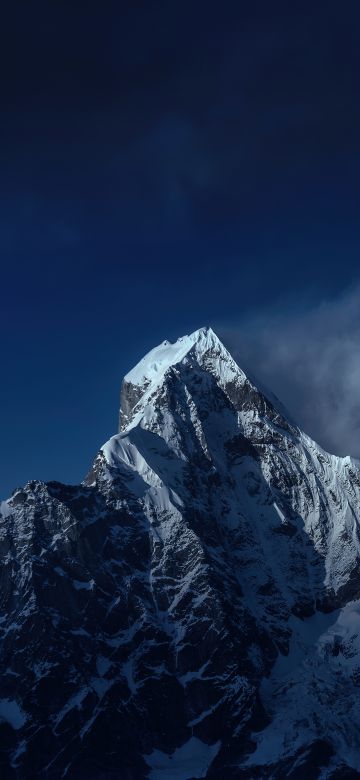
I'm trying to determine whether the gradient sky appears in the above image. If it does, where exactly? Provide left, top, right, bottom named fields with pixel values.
left=1, top=1, right=360, bottom=497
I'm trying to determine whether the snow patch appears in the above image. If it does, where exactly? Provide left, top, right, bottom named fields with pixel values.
left=0, top=500, right=12, bottom=518
left=0, top=699, right=27, bottom=730
left=144, top=737, right=221, bottom=780
left=72, top=579, right=95, bottom=591
left=96, top=655, right=112, bottom=676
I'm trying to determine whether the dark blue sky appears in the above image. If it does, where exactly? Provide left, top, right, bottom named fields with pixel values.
left=2, top=1, right=360, bottom=497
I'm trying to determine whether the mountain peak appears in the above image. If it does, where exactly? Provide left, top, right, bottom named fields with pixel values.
left=5, top=329, right=360, bottom=778
left=124, top=326, right=222, bottom=385
left=119, top=327, right=243, bottom=432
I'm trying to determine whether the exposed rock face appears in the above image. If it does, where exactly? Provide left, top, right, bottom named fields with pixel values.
left=2, top=327, right=360, bottom=778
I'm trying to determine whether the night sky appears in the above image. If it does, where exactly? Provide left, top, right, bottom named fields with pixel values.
left=2, top=1, right=360, bottom=497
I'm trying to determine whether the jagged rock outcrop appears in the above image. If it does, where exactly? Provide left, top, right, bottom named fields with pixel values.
left=2, top=327, right=360, bottom=779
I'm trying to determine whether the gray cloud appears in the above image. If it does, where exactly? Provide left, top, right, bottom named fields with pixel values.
left=221, top=287, right=360, bottom=458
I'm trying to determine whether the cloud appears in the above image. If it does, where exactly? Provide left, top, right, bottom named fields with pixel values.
left=221, top=287, right=360, bottom=458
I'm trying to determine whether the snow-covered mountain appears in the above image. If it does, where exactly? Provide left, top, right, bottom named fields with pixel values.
left=2, top=326, right=360, bottom=779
